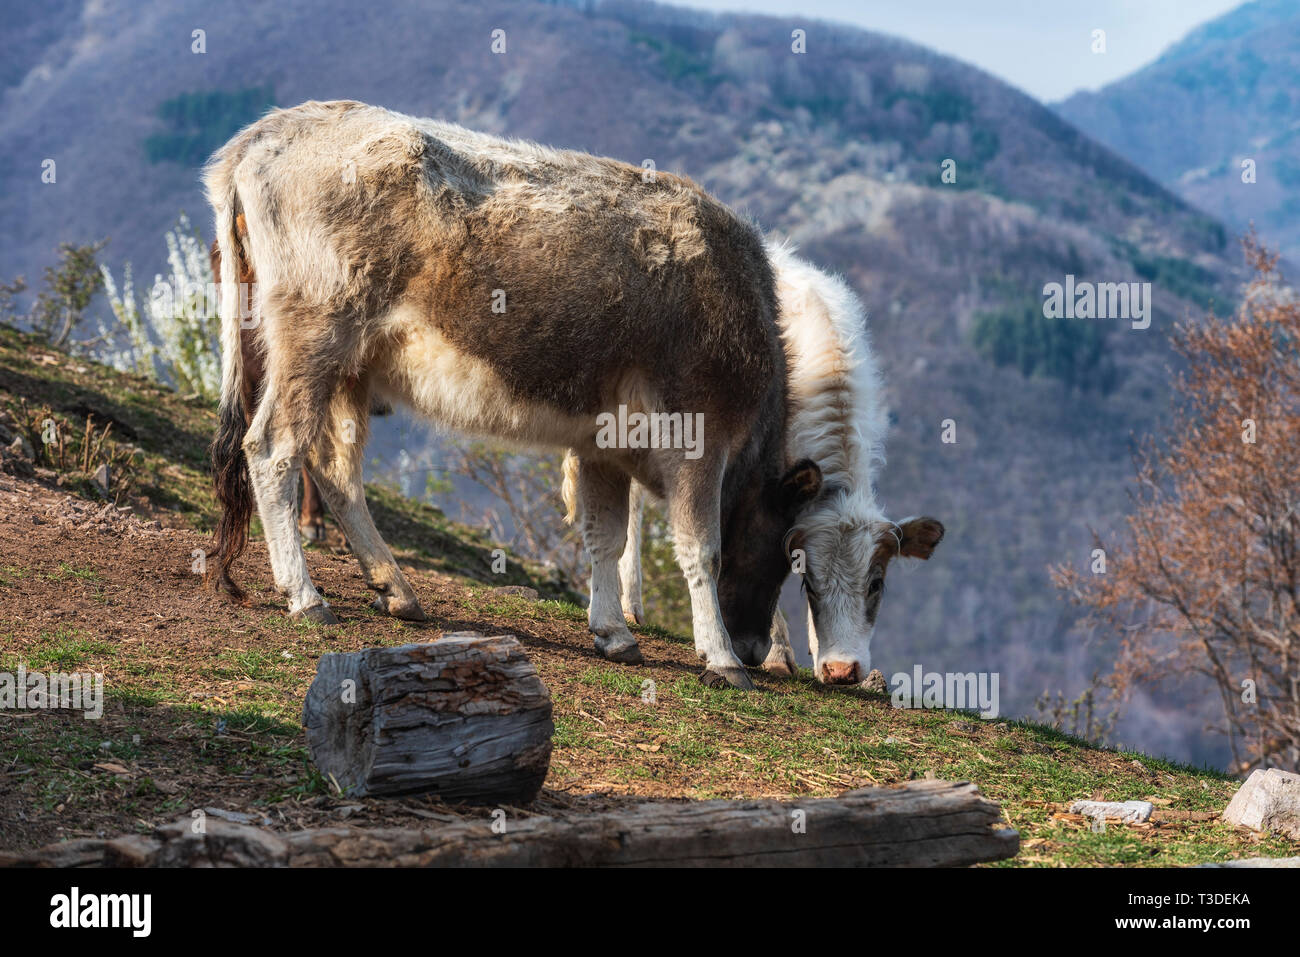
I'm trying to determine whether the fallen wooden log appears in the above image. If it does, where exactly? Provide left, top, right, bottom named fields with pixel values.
left=1, top=780, right=1019, bottom=867
left=301, top=633, right=553, bottom=804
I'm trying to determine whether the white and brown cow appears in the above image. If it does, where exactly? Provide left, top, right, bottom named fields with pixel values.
left=204, top=100, right=820, bottom=689
left=568, top=242, right=945, bottom=685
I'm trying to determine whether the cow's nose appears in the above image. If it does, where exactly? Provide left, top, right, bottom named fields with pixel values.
left=821, top=660, right=860, bottom=685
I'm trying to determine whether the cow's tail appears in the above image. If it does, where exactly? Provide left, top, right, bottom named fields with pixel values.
left=560, top=450, right=581, bottom=524
left=204, top=151, right=254, bottom=599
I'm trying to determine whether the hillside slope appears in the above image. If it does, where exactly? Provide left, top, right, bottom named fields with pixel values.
left=1056, top=0, right=1300, bottom=262
left=0, top=0, right=1253, bottom=764
left=2, top=327, right=1296, bottom=866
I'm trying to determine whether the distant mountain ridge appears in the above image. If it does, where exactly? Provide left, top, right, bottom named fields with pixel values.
left=1056, top=0, right=1300, bottom=261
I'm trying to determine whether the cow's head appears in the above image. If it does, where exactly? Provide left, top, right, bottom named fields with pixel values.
left=718, top=459, right=826, bottom=668
left=793, top=503, right=944, bottom=684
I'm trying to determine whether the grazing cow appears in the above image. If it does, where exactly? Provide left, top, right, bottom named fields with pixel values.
left=567, top=243, right=945, bottom=685
left=204, top=100, right=820, bottom=689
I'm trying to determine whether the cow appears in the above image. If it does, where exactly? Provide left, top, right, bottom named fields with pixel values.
left=203, top=100, right=821, bottom=690
left=565, top=242, right=945, bottom=685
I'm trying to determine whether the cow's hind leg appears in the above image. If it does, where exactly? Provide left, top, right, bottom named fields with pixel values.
left=619, top=481, right=646, bottom=625
left=576, top=460, right=643, bottom=664
left=662, top=453, right=752, bottom=690
left=299, top=468, right=327, bottom=543
left=242, top=360, right=336, bottom=623
left=305, top=387, right=425, bottom=621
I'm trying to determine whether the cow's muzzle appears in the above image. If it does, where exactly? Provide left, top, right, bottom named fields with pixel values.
left=820, top=660, right=861, bottom=685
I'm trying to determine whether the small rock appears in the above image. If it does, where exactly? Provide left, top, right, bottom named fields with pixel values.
left=201, top=807, right=271, bottom=826
left=92, top=463, right=110, bottom=495
left=8, top=435, right=33, bottom=460
left=861, top=668, right=888, bottom=693
left=1070, top=799, right=1154, bottom=823
left=1198, top=856, right=1300, bottom=868
left=491, top=585, right=539, bottom=600
left=1223, top=768, right=1300, bottom=841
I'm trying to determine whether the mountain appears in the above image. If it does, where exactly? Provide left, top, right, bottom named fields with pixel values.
left=0, top=0, right=1251, bottom=765
left=1056, top=0, right=1300, bottom=262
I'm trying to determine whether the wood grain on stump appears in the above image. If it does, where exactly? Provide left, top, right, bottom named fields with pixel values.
left=301, top=632, right=553, bottom=804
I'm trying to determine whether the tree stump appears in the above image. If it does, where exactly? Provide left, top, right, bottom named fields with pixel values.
left=301, top=632, right=553, bottom=804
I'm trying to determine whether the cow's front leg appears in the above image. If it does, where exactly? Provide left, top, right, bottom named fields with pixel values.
left=664, top=455, right=752, bottom=690
left=577, top=460, right=644, bottom=664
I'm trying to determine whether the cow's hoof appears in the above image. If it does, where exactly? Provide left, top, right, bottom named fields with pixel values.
left=293, top=603, right=339, bottom=626
left=699, top=666, right=755, bottom=691
left=622, top=605, right=644, bottom=626
left=370, top=594, right=427, bottom=621
left=300, top=521, right=326, bottom=544
left=593, top=631, right=644, bottom=664
left=761, top=643, right=798, bottom=677
left=762, top=658, right=796, bottom=678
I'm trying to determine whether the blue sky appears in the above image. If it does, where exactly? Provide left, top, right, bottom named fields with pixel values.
left=676, top=0, right=1244, bottom=101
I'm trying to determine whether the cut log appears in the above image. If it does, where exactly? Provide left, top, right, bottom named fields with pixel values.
left=1, top=780, right=1019, bottom=868
left=301, top=633, right=553, bottom=804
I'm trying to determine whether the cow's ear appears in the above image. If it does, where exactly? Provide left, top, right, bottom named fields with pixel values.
left=780, top=459, right=822, bottom=511
left=896, top=517, right=945, bottom=560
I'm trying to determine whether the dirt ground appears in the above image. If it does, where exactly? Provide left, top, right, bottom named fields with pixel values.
left=2, top=467, right=1297, bottom=867
left=0, top=469, right=865, bottom=850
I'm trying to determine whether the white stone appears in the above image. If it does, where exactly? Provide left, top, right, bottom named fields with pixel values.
left=1199, top=856, right=1300, bottom=868
left=1069, top=799, right=1153, bottom=823
left=1222, top=768, right=1300, bottom=840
